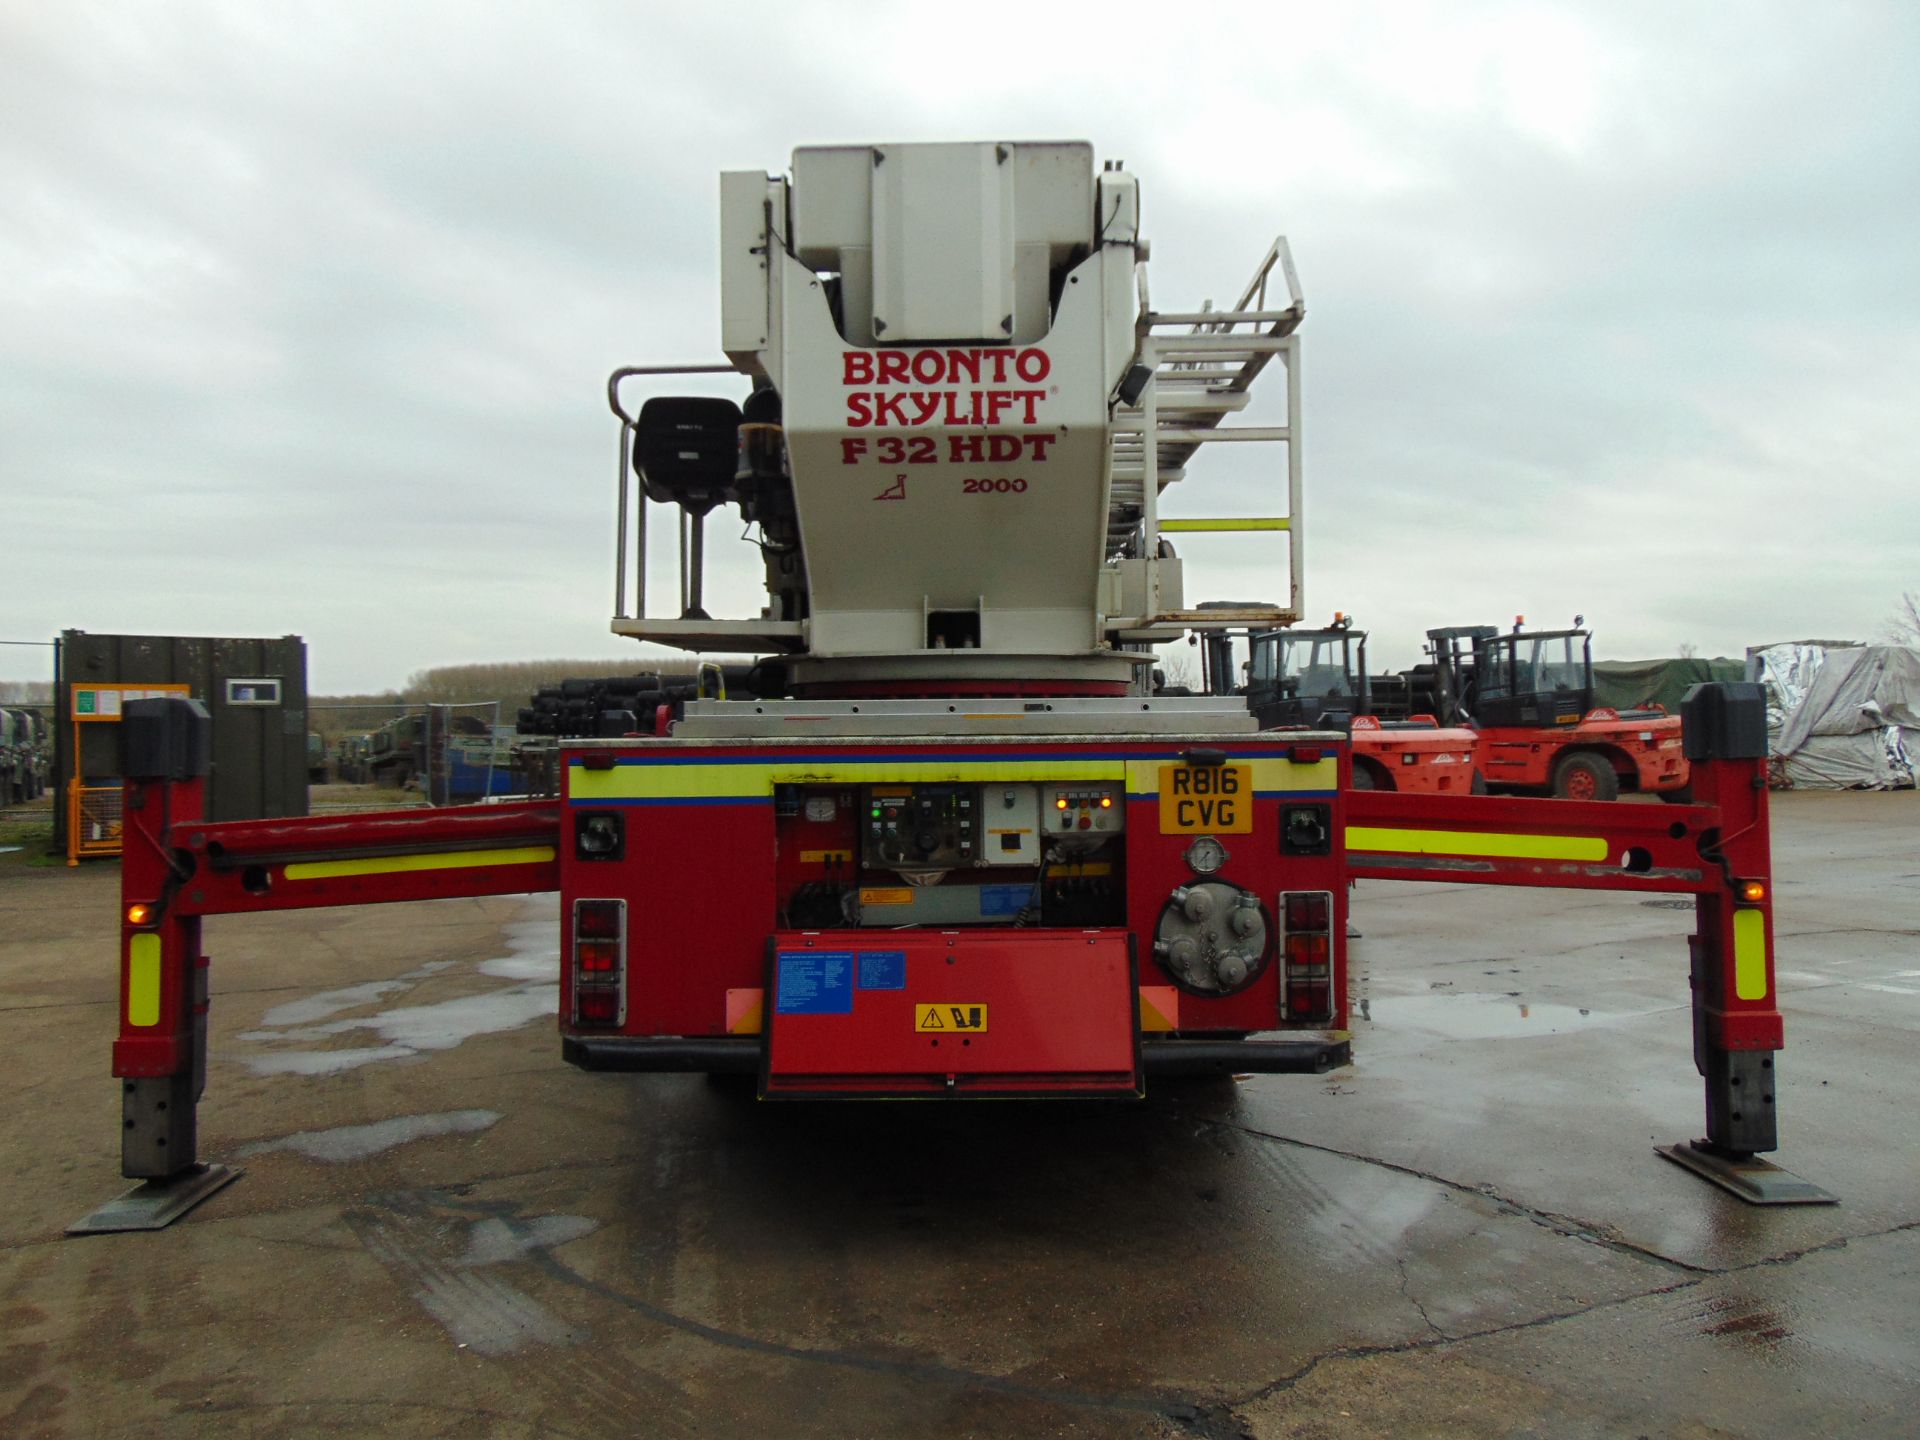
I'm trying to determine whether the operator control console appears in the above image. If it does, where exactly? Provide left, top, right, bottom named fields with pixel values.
left=860, top=781, right=1126, bottom=870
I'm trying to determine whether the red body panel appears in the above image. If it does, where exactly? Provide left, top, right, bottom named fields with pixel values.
left=1349, top=720, right=1481, bottom=795
left=763, top=930, right=1140, bottom=1096
left=1478, top=713, right=1689, bottom=795
left=557, top=737, right=1350, bottom=1057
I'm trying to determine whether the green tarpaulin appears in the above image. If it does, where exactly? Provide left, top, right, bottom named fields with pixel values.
left=1593, top=658, right=1745, bottom=713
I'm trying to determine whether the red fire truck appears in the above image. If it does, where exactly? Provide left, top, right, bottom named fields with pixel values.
left=83, top=142, right=1822, bottom=1232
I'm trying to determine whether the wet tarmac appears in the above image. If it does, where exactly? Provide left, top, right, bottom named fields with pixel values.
left=0, top=790, right=1914, bottom=1437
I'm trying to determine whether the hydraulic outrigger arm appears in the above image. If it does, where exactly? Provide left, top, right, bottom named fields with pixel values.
left=71, top=684, right=1832, bottom=1233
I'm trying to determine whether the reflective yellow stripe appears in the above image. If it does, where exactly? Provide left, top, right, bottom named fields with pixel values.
left=571, top=759, right=1126, bottom=800
left=127, top=933, right=161, bottom=1027
left=1159, top=517, right=1291, bottom=532
left=1733, top=908, right=1768, bottom=1001
left=284, top=845, right=556, bottom=881
left=1347, top=827, right=1609, bottom=862
left=569, top=755, right=1341, bottom=801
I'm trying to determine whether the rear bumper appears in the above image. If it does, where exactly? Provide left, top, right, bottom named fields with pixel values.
left=562, top=1034, right=1352, bottom=1080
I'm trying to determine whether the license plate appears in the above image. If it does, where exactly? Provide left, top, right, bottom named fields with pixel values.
left=1158, top=763, right=1253, bottom=834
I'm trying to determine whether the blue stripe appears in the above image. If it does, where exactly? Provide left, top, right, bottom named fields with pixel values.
left=569, top=747, right=1305, bottom=767
left=567, top=796, right=771, bottom=808
left=1126, top=789, right=1338, bottom=801
left=577, top=790, right=1337, bottom=807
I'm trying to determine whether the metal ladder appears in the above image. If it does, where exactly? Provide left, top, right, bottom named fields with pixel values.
left=1108, top=237, right=1305, bottom=630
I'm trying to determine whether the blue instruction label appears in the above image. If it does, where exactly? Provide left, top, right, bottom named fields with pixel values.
left=980, top=884, right=1029, bottom=918
left=858, top=950, right=907, bottom=991
left=776, top=951, right=855, bottom=1015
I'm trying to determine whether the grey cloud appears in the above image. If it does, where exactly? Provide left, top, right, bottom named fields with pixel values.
left=2, top=2, right=1915, bottom=690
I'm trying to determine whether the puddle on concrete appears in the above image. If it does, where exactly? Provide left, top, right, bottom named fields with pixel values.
left=260, top=980, right=411, bottom=1028
left=457, top=1213, right=599, bottom=1267
left=238, top=1109, right=501, bottom=1163
left=1306, top=1180, right=1441, bottom=1262
left=1366, top=992, right=1614, bottom=1041
left=479, top=954, right=556, bottom=981
left=354, top=1206, right=587, bottom=1356
left=244, top=1045, right=417, bottom=1077
left=237, top=895, right=560, bottom=1076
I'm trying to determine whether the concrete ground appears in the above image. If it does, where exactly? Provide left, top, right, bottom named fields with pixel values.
left=1, top=790, right=1915, bottom=1438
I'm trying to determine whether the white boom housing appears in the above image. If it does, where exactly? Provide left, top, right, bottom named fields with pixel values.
left=610, top=141, right=1304, bottom=695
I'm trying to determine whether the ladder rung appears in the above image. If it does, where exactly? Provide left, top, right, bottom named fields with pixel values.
left=1159, top=517, right=1291, bottom=533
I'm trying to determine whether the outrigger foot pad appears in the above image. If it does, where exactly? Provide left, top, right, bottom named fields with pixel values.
left=1656, top=1141, right=1836, bottom=1206
left=67, top=1164, right=242, bottom=1235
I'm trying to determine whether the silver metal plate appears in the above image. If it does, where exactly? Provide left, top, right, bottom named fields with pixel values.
left=675, top=697, right=1266, bottom=739
left=67, top=1164, right=243, bottom=1235
left=1655, top=1143, right=1837, bottom=1206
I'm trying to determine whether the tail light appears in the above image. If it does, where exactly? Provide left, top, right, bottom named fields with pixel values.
left=1281, top=889, right=1335, bottom=1023
left=571, top=899, right=626, bottom=1027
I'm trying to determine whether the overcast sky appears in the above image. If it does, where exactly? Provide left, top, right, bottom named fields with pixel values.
left=4, top=1, right=1915, bottom=692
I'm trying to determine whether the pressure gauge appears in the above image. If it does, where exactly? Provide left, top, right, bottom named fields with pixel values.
left=1184, top=836, right=1229, bottom=875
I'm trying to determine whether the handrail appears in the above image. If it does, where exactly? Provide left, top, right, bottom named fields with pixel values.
left=606, top=362, right=738, bottom=620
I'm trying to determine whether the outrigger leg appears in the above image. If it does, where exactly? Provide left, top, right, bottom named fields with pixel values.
left=1654, top=684, right=1835, bottom=1205
left=70, top=696, right=562, bottom=1233
left=70, top=698, right=239, bottom=1233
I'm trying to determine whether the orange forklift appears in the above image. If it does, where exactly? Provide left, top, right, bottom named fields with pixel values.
left=1206, top=618, right=1485, bottom=795
left=1415, top=618, right=1690, bottom=800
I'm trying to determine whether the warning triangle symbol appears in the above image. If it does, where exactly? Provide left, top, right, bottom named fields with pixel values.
left=919, top=1008, right=945, bottom=1030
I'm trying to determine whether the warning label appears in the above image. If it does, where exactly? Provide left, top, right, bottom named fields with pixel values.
left=915, top=1003, right=987, bottom=1033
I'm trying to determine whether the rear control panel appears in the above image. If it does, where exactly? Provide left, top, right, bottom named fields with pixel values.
left=862, top=784, right=978, bottom=869
left=1045, top=781, right=1125, bottom=834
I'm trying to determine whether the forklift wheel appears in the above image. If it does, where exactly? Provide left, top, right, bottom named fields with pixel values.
left=1471, top=769, right=1489, bottom=796
left=1350, top=765, right=1376, bottom=791
left=1552, top=752, right=1619, bottom=802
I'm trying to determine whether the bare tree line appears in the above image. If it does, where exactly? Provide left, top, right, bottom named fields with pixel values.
left=312, top=658, right=700, bottom=741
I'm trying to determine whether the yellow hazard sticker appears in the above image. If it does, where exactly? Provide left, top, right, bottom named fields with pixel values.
left=1158, top=763, right=1253, bottom=834
left=915, top=1003, right=987, bottom=1033
left=861, top=887, right=914, bottom=906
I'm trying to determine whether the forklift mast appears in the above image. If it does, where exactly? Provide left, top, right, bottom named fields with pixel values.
left=1424, top=622, right=1594, bottom=729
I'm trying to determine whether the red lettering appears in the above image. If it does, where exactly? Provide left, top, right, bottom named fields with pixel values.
left=843, top=352, right=873, bottom=385
left=1028, top=433, right=1055, bottom=461
left=987, top=349, right=1012, bottom=382
left=949, top=435, right=985, bottom=463
left=1015, top=349, right=1050, bottom=382
left=846, top=394, right=872, bottom=427
left=908, top=392, right=942, bottom=425
left=873, top=393, right=908, bottom=426
left=840, top=438, right=868, bottom=463
left=876, top=351, right=908, bottom=384
left=911, top=351, right=944, bottom=384
left=988, top=435, right=1022, bottom=463
left=1017, top=390, right=1044, bottom=424
left=986, top=392, right=1015, bottom=425
left=949, top=350, right=980, bottom=383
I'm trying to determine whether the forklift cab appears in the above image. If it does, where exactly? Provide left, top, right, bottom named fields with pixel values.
left=1246, top=627, right=1369, bottom=729
left=1427, top=625, right=1593, bottom=728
